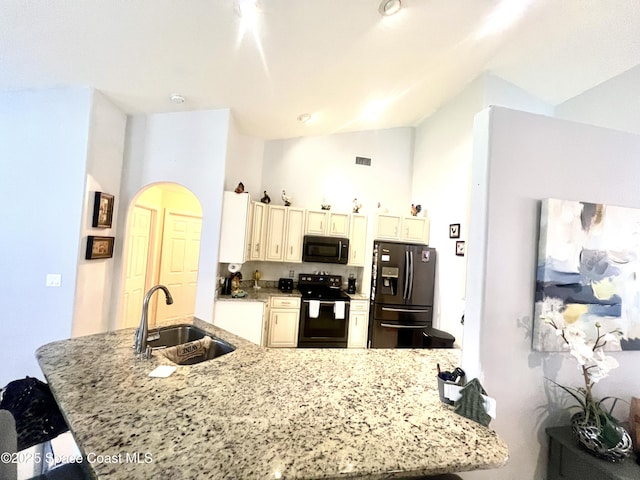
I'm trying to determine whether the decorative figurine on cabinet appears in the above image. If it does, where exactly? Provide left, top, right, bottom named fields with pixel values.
left=281, top=189, right=292, bottom=206
left=234, top=182, right=245, bottom=193
left=352, top=198, right=362, bottom=213
left=411, top=204, right=422, bottom=216
left=321, top=198, right=331, bottom=210
left=260, top=190, right=271, bottom=204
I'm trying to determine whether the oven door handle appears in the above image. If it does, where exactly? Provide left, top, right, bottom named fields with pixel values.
left=303, top=299, right=348, bottom=306
left=381, top=307, right=430, bottom=313
left=380, top=323, right=430, bottom=329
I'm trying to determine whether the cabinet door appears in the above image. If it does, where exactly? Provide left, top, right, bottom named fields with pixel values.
left=348, top=300, right=369, bottom=348
left=284, top=207, right=305, bottom=262
left=328, top=212, right=350, bottom=236
left=213, top=300, right=265, bottom=346
left=268, top=308, right=299, bottom=347
left=248, top=202, right=266, bottom=261
left=305, top=210, right=327, bottom=235
left=348, top=214, right=368, bottom=266
left=375, top=214, right=401, bottom=240
left=218, top=191, right=250, bottom=264
left=402, top=217, right=430, bottom=244
left=265, top=205, right=286, bottom=261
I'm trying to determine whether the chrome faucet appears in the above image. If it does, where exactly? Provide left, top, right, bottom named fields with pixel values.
left=134, top=285, right=173, bottom=357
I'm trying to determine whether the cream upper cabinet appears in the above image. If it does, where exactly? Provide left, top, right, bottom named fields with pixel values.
left=219, top=191, right=250, bottom=264
left=348, top=300, right=369, bottom=348
left=374, top=213, right=430, bottom=244
left=305, top=210, right=327, bottom=235
left=284, top=207, right=305, bottom=262
left=374, top=213, right=402, bottom=240
left=402, top=216, right=430, bottom=244
left=265, top=205, right=286, bottom=262
left=348, top=214, right=368, bottom=266
left=305, top=210, right=350, bottom=236
left=248, top=201, right=266, bottom=261
left=267, top=296, right=301, bottom=347
left=328, top=212, right=350, bottom=236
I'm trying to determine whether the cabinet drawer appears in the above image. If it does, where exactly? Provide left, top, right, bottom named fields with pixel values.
left=350, top=300, right=369, bottom=312
left=270, top=296, right=301, bottom=308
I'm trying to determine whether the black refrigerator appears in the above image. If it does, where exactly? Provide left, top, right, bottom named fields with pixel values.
left=368, top=241, right=436, bottom=348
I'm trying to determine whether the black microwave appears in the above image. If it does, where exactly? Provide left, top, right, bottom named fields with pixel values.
left=302, top=235, right=349, bottom=264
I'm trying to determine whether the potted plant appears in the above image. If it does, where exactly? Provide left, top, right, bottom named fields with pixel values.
left=541, top=298, right=632, bottom=461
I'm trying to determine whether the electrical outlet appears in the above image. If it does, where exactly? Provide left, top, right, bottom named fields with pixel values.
left=46, top=273, right=61, bottom=287
left=289, top=270, right=294, bottom=278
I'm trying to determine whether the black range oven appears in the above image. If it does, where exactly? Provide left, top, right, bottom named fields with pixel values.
left=297, top=274, right=350, bottom=348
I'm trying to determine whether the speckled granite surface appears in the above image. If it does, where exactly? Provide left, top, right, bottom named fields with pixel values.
left=218, top=286, right=301, bottom=302
left=36, top=318, right=508, bottom=479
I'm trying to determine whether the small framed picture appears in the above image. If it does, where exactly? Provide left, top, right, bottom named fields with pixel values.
left=86, top=236, right=115, bottom=260
left=455, top=241, right=465, bottom=257
left=92, top=192, right=114, bottom=228
left=449, top=223, right=461, bottom=239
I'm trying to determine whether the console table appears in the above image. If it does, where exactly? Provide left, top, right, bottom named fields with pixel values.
left=547, top=426, right=640, bottom=480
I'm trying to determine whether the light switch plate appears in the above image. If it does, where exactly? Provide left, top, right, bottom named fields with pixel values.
left=46, top=273, right=61, bottom=287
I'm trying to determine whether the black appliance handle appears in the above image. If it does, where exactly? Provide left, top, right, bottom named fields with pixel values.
left=382, top=307, right=430, bottom=313
left=407, top=250, right=414, bottom=300
left=338, top=240, right=343, bottom=263
left=303, top=299, right=348, bottom=306
left=403, top=250, right=410, bottom=299
left=380, top=323, right=430, bottom=329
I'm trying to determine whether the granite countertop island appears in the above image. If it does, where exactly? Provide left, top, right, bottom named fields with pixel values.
left=36, top=318, right=508, bottom=479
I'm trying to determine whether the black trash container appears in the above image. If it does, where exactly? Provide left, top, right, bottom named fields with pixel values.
left=423, top=327, right=455, bottom=348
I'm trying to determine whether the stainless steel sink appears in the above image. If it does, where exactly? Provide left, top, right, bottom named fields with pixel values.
left=147, top=324, right=236, bottom=365
left=147, top=324, right=208, bottom=348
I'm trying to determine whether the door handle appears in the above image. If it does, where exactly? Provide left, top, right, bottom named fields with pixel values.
left=380, top=323, right=429, bottom=329
left=382, top=307, right=430, bottom=313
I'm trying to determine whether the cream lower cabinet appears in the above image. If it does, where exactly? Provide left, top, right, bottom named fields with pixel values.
left=213, top=300, right=265, bottom=346
left=348, top=300, right=369, bottom=348
left=267, top=296, right=301, bottom=347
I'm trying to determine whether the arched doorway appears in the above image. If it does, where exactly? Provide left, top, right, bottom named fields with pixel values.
left=119, top=183, right=203, bottom=329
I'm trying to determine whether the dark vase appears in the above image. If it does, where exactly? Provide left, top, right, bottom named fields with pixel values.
left=570, top=411, right=633, bottom=462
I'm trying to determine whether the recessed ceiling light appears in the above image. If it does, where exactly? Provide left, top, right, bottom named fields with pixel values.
left=379, top=0, right=402, bottom=16
left=297, top=113, right=312, bottom=124
left=170, top=94, right=185, bottom=104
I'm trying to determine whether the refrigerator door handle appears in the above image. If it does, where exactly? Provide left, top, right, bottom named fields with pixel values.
left=403, top=250, right=410, bottom=300
left=407, top=250, right=414, bottom=300
left=382, top=307, right=431, bottom=313
left=380, top=323, right=430, bottom=329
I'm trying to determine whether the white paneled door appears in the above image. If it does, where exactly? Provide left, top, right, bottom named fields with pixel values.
left=121, top=206, right=154, bottom=328
left=155, top=210, right=202, bottom=324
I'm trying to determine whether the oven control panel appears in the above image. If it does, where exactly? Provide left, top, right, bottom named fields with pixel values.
left=298, top=274, right=342, bottom=288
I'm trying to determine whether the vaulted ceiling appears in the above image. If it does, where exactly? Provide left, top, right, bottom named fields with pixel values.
left=2, top=0, right=639, bottom=139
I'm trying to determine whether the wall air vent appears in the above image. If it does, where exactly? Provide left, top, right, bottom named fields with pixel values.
left=355, top=156, right=371, bottom=166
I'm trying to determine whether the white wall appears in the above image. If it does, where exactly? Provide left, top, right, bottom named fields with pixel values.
left=113, top=109, right=230, bottom=325
left=225, top=114, right=265, bottom=199
left=555, top=64, right=640, bottom=135
left=462, top=106, right=640, bottom=480
left=262, top=127, right=415, bottom=214
left=72, top=91, right=127, bottom=337
left=0, top=88, right=92, bottom=386
left=411, top=73, right=553, bottom=345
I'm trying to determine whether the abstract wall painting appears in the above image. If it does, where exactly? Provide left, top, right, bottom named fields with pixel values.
left=533, top=198, right=640, bottom=351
